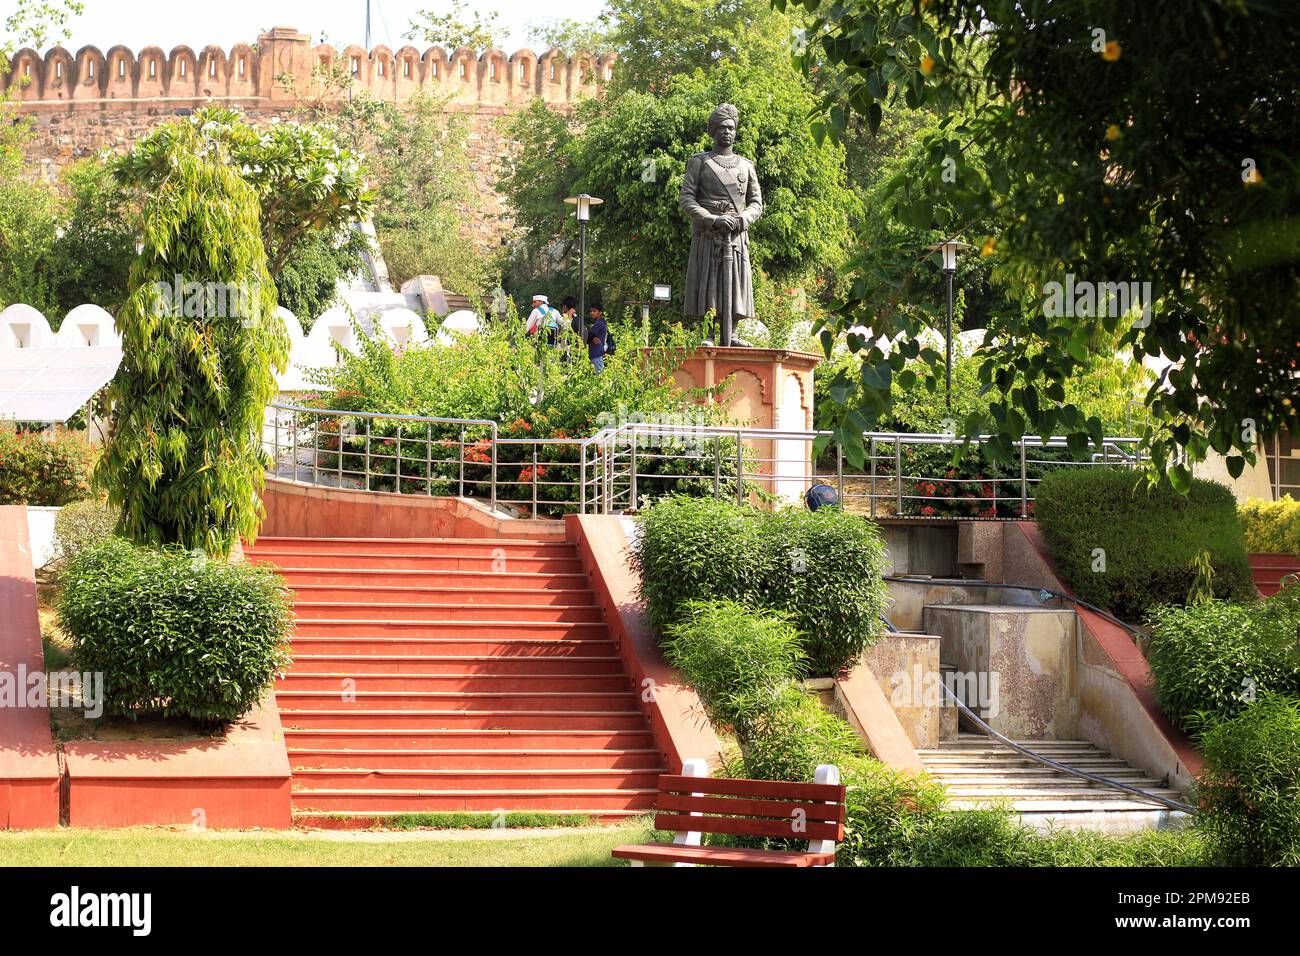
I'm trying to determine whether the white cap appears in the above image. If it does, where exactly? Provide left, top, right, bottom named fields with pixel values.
left=532, top=294, right=547, bottom=303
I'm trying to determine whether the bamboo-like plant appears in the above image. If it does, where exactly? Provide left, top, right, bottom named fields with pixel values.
left=96, top=119, right=288, bottom=558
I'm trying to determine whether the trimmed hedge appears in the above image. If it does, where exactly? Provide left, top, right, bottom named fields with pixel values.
left=1147, top=588, right=1300, bottom=731
left=0, top=426, right=96, bottom=506
left=1034, top=468, right=1253, bottom=621
left=631, top=496, right=889, bottom=675
left=57, top=538, right=293, bottom=725
left=1239, top=496, right=1300, bottom=555
left=1196, top=694, right=1300, bottom=866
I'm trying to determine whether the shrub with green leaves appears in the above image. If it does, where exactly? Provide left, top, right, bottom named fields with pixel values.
left=1034, top=468, right=1253, bottom=621
left=1195, top=694, right=1300, bottom=866
left=53, top=498, right=120, bottom=562
left=632, top=496, right=889, bottom=674
left=1146, top=592, right=1300, bottom=731
left=1239, top=496, right=1300, bottom=555
left=664, top=600, right=804, bottom=734
left=0, top=426, right=96, bottom=506
left=57, top=538, right=293, bottom=725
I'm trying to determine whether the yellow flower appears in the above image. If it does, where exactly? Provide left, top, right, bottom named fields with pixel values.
left=980, top=237, right=998, bottom=257
left=1101, top=41, right=1122, bottom=62
left=1105, top=123, right=1123, bottom=141
left=920, top=55, right=936, bottom=75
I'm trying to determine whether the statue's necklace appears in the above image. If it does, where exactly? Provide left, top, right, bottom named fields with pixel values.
left=711, top=152, right=741, bottom=168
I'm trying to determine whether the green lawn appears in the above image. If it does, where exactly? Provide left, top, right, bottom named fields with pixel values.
left=0, top=824, right=654, bottom=867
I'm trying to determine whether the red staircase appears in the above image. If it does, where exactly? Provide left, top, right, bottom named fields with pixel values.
left=243, top=536, right=664, bottom=824
left=1250, top=552, right=1300, bottom=597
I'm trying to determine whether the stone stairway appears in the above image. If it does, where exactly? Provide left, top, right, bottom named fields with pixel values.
left=918, top=734, right=1187, bottom=834
left=244, top=535, right=665, bottom=825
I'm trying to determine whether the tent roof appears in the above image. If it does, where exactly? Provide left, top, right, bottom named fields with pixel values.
left=0, top=346, right=121, bottom=423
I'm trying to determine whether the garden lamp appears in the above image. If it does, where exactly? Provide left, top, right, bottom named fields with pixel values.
left=565, top=193, right=604, bottom=344
left=928, top=238, right=971, bottom=412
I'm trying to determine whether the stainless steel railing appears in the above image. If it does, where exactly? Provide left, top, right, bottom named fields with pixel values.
left=264, top=403, right=1144, bottom=519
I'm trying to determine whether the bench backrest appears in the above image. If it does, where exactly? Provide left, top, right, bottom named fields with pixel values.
left=654, top=772, right=847, bottom=843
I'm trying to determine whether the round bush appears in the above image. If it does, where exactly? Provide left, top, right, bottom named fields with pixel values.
left=1034, top=468, right=1254, bottom=621
left=0, top=426, right=96, bottom=506
left=1147, top=591, right=1300, bottom=730
left=53, top=498, right=120, bottom=562
left=631, top=496, right=889, bottom=675
left=57, top=538, right=293, bottom=725
left=1195, top=694, right=1300, bottom=866
left=1239, top=496, right=1300, bottom=555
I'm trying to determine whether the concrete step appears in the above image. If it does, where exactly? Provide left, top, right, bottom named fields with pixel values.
left=289, top=788, right=659, bottom=813
left=291, top=602, right=604, bottom=623
left=250, top=551, right=583, bottom=573
left=284, top=583, right=596, bottom=606
left=250, top=536, right=573, bottom=557
left=277, top=673, right=634, bottom=693
left=281, top=728, right=657, bottom=750
left=941, top=786, right=1180, bottom=801
left=274, top=690, right=641, bottom=712
left=270, top=567, right=590, bottom=588
left=287, top=748, right=664, bottom=771
left=290, top=767, right=667, bottom=791
left=287, top=637, right=618, bottom=656
left=288, top=654, right=627, bottom=675
left=278, top=709, right=652, bottom=731
left=290, top=619, right=609, bottom=639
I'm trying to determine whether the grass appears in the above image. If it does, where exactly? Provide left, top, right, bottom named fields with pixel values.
left=0, top=823, right=655, bottom=867
left=361, top=811, right=594, bottom=830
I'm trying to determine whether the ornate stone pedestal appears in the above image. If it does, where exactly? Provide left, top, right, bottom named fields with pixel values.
left=669, top=346, right=821, bottom=507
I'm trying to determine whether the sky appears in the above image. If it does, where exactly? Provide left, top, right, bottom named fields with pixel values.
left=23, top=0, right=607, bottom=54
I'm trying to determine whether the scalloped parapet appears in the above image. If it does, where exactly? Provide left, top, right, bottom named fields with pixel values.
left=2, top=26, right=614, bottom=110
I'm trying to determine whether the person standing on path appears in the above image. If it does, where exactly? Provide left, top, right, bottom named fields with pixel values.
left=587, top=303, right=609, bottom=373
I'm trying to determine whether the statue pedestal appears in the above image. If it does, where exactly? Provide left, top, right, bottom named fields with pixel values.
left=667, top=346, right=821, bottom=507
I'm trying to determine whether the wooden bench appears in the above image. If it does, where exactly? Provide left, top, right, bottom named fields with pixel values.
left=612, top=760, right=845, bottom=867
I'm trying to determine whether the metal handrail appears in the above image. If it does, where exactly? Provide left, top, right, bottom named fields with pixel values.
left=879, top=577, right=1193, bottom=813
left=264, top=403, right=1145, bottom=518
left=935, top=681, right=1193, bottom=814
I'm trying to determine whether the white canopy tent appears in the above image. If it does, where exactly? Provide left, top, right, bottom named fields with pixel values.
left=0, top=346, right=122, bottom=423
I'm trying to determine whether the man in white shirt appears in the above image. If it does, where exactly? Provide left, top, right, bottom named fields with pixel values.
left=525, top=294, right=561, bottom=346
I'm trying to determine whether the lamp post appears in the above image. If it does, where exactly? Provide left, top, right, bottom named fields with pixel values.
left=928, top=238, right=971, bottom=412
left=564, top=193, right=603, bottom=344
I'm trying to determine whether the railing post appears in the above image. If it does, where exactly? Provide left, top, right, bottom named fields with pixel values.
left=1019, top=438, right=1028, bottom=517
left=580, top=444, right=587, bottom=514
left=426, top=424, right=433, bottom=496
left=713, top=438, right=722, bottom=500
left=337, top=417, right=344, bottom=486
left=735, top=429, right=744, bottom=507
left=458, top=426, right=466, bottom=498
left=396, top=423, right=402, bottom=493
left=364, top=417, right=371, bottom=492
left=532, top=444, right=539, bottom=515
left=273, top=410, right=280, bottom=478
left=490, top=425, right=498, bottom=512
left=630, top=429, right=638, bottom=512
left=312, top=413, right=319, bottom=485
left=894, top=438, right=903, bottom=515
left=836, top=441, right=844, bottom=506
left=869, top=437, right=877, bottom=518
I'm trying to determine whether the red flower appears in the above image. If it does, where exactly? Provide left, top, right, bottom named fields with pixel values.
left=921, top=505, right=937, bottom=516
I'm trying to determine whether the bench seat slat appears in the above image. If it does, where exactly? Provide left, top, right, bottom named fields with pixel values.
left=612, top=843, right=835, bottom=868
left=654, top=813, right=844, bottom=842
left=656, top=792, right=846, bottom=823
left=657, top=774, right=846, bottom=802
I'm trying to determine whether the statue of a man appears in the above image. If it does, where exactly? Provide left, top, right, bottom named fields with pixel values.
left=680, top=103, right=763, bottom=347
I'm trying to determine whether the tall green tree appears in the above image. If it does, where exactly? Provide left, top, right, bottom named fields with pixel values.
left=795, top=0, right=1300, bottom=485
left=100, top=118, right=288, bottom=557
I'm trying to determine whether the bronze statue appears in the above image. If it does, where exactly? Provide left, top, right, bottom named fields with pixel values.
left=680, top=103, right=763, bottom=347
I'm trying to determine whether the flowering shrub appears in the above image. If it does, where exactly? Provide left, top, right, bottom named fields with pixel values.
left=0, top=426, right=97, bottom=506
